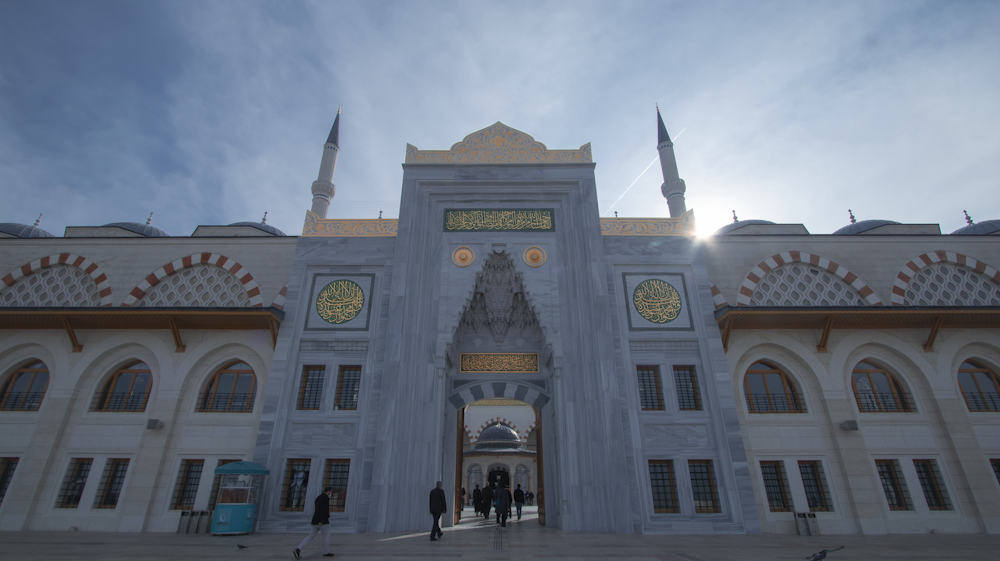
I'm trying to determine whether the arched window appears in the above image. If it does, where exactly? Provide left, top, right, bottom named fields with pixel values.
left=852, top=361, right=914, bottom=412
left=958, top=360, right=1000, bottom=412
left=199, top=362, right=256, bottom=413
left=743, top=361, right=805, bottom=413
left=94, top=362, right=152, bottom=412
left=0, top=360, right=49, bottom=411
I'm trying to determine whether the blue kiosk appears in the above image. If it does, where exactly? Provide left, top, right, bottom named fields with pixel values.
left=210, top=461, right=269, bottom=535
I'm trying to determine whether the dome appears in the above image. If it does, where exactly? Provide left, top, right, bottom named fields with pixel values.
left=473, top=424, right=522, bottom=452
left=713, top=219, right=775, bottom=236
left=103, top=222, right=170, bottom=237
left=950, top=219, right=1000, bottom=235
left=0, top=223, right=55, bottom=238
left=229, top=221, right=287, bottom=236
left=832, top=219, right=900, bottom=235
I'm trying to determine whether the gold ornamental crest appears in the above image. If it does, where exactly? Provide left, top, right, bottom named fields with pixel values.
left=316, top=280, right=365, bottom=324
left=452, top=246, right=476, bottom=267
left=523, top=246, right=546, bottom=267
left=632, top=279, right=682, bottom=324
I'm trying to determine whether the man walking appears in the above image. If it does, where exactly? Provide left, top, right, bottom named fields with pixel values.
left=429, top=481, right=447, bottom=541
left=293, top=487, right=334, bottom=558
left=472, top=483, right=482, bottom=515
left=496, top=484, right=512, bottom=527
left=481, top=482, right=493, bottom=520
left=513, top=484, right=524, bottom=520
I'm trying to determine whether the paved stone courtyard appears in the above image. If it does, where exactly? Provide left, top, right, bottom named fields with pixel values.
left=2, top=506, right=998, bottom=561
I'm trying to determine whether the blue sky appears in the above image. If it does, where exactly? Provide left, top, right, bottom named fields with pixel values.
left=2, top=0, right=998, bottom=237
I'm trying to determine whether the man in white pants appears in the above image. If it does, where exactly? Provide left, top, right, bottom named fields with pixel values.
left=293, top=487, right=334, bottom=558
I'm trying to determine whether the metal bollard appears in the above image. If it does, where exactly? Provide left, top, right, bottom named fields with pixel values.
left=795, top=512, right=810, bottom=535
left=196, top=510, right=212, bottom=534
left=806, top=513, right=820, bottom=535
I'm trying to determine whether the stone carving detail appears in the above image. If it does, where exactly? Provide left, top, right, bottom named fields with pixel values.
left=0, top=264, right=100, bottom=307
left=139, top=264, right=251, bottom=307
left=907, top=262, right=1000, bottom=306
left=459, top=251, right=540, bottom=347
left=750, top=263, right=866, bottom=307
left=405, top=122, right=592, bottom=164
left=302, top=210, right=397, bottom=237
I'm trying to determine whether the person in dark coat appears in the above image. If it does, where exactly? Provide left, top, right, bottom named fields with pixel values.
left=481, top=483, right=494, bottom=520
left=495, top=484, right=512, bottom=527
left=472, top=484, right=482, bottom=515
left=513, top=484, right=525, bottom=520
left=293, top=487, right=334, bottom=558
left=429, top=481, right=447, bottom=541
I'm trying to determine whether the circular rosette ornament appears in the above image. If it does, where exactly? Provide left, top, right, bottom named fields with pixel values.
left=452, top=246, right=476, bottom=267
left=632, top=279, right=682, bottom=324
left=523, top=246, right=546, bottom=267
left=316, top=279, right=365, bottom=324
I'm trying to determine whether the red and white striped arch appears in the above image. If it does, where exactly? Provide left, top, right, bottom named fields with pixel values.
left=737, top=250, right=882, bottom=306
left=122, top=253, right=262, bottom=307
left=709, top=280, right=728, bottom=310
left=1, top=253, right=113, bottom=306
left=892, top=251, right=1000, bottom=306
left=271, top=283, right=288, bottom=310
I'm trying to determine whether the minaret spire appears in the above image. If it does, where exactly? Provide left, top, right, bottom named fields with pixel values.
left=656, top=105, right=687, bottom=217
left=311, top=108, right=341, bottom=218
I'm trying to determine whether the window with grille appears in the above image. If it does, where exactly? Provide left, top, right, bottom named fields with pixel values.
left=172, top=460, right=204, bottom=510
left=648, top=460, right=679, bottom=513
left=636, top=365, right=664, bottom=411
left=93, top=362, right=152, bottom=412
left=207, top=459, right=240, bottom=511
left=852, top=361, right=914, bottom=413
left=688, top=460, right=720, bottom=513
left=875, top=459, right=912, bottom=511
left=760, top=461, right=792, bottom=512
left=0, top=360, right=49, bottom=411
left=0, top=458, right=18, bottom=506
left=913, top=460, right=951, bottom=511
left=199, top=362, right=256, bottom=412
left=334, top=366, right=361, bottom=410
left=673, top=365, right=702, bottom=411
left=958, top=360, right=1000, bottom=412
left=992, top=459, right=1000, bottom=486
left=56, top=458, right=92, bottom=508
left=94, top=459, right=129, bottom=509
left=797, top=460, right=832, bottom=512
left=325, top=459, right=350, bottom=512
left=744, top=362, right=805, bottom=413
left=280, top=459, right=311, bottom=511
left=298, top=365, right=325, bottom=410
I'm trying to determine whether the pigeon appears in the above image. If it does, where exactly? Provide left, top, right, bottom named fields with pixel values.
left=807, top=545, right=845, bottom=561
left=237, top=544, right=249, bottom=550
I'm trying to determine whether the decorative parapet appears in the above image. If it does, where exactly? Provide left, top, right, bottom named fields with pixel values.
left=600, top=210, right=696, bottom=236
left=302, top=210, right=398, bottom=237
left=405, top=122, right=592, bottom=164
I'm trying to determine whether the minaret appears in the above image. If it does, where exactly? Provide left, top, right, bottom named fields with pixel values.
left=657, top=106, right=687, bottom=217
left=311, top=108, right=340, bottom=218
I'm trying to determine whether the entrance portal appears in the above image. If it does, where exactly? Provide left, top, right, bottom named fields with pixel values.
left=488, top=468, right=510, bottom=489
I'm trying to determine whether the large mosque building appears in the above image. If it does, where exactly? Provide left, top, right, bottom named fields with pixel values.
left=1, top=110, right=999, bottom=536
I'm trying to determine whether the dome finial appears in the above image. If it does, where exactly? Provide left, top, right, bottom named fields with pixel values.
left=146, top=212, right=154, bottom=226
left=848, top=209, right=856, bottom=224
left=963, top=210, right=974, bottom=225
left=732, top=210, right=738, bottom=223
left=261, top=211, right=268, bottom=225
left=33, top=213, right=42, bottom=227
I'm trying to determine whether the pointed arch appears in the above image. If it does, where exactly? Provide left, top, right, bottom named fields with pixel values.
left=449, top=381, right=549, bottom=411
left=736, top=250, right=882, bottom=306
left=709, top=279, right=728, bottom=310
left=122, top=253, right=262, bottom=307
left=891, top=251, right=1000, bottom=306
left=271, top=283, right=289, bottom=310
left=1, top=253, right=112, bottom=306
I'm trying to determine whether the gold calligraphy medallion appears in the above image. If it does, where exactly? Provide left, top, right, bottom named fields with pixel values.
left=316, top=280, right=365, bottom=324
left=632, top=279, right=682, bottom=324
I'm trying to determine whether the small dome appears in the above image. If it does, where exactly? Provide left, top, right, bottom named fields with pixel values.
left=713, top=219, right=775, bottom=236
left=473, top=424, right=522, bottom=452
left=832, top=219, right=900, bottom=235
left=0, top=223, right=55, bottom=238
left=229, top=221, right=287, bottom=236
left=103, top=222, right=170, bottom=237
left=950, top=219, right=1000, bottom=235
